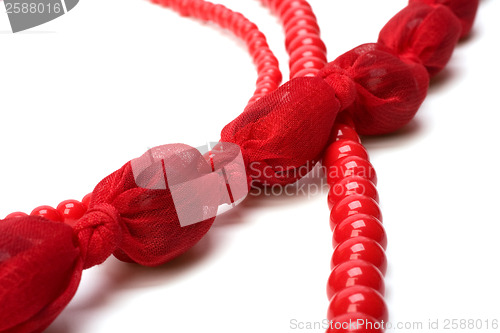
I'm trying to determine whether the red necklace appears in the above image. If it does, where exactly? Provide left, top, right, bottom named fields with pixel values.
left=0, top=0, right=480, bottom=332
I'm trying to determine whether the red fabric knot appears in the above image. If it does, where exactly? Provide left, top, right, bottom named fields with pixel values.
left=409, top=0, right=479, bottom=39
left=318, top=43, right=430, bottom=135
left=316, top=64, right=357, bottom=110
left=221, top=76, right=340, bottom=186
left=378, top=2, right=462, bottom=77
left=0, top=217, right=82, bottom=333
left=74, top=203, right=122, bottom=269
left=88, top=145, right=218, bottom=267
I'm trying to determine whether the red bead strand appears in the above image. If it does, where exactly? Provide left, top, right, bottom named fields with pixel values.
left=323, top=118, right=388, bottom=331
left=151, top=0, right=282, bottom=105
left=260, top=0, right=328, bottom=78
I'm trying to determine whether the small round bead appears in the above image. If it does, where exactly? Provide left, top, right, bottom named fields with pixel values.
left=4, top=212, right=28, bottom=219
left=290, top=56, right=327, bottom=78
left=327, top=260, right=385, bottom=300
left=327, top=286, right=388, bottom=322
left=331, top=237, right=387, bottom=275
left=323, top=140, right=369, bottom=169
left=290, top=44, right=327, bottom=65
left=327, top=156, right=377, bottom=186
left=82, top=193, right=93, bottom=209
left=282, top=7, right=317, bottom=30
left=287, top=34, right=327, bottom=55
left=292, top=68, right=318, bottom=77
left=30, top=205, right=63, bottom=222
left=326, top=312, right=383, bottom=332
left=328, top=177, right=379, bottom=210
left=57, top=200, right=87, bottom=225
left=328, top=123, right=360, bottom=144
left=334, top=214, right=387, bottom=249
left=330, top=195, right=382, bottom=228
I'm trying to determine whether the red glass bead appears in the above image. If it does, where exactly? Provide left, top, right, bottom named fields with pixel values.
left=57, top=199, right=87, bottom=225
left=323, top=140, right=369, bottom=169
left=330, top=195, right=382, bottom=228
left=292, top=68, right=318, bottom=77
left=4, top=212, right=28, bottom=219
left=326, top=312, right=383, bottom=332
left=327, top=260, right=385, bottom=300
left=287, top=34, right=327, bottom=55
left=282, top=7, right=317, bottom=31
left=328, top=123, right=360, bottom=144
left=285, top=25, right=321, bottom=51
left=334, top=214, right=387, bottom=249
left=327, top=156, right=377, bottom=186
left=290, top=44, right=327, bottom=65
left=328, top=177, right=379, bottom=210
left=331, top=237, right=387, bottom=275
left=30, top=205, right=63, bottom=222
left=327, top=285, right=388, bottom=322
left=82, top=193, right=93, bottom=209
left=290, top=56, right=326, bottom=78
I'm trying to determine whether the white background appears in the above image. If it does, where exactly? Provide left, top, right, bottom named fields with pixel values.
left=1, top=0, right=499, bottom=332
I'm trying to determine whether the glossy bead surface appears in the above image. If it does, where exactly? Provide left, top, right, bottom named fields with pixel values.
left=328, top=177, right=379, bottom=210
left=330, top=195, right=382, bottom=228
left=327, top=286, right=388, bottom=322
left=57, top=200, right=87, bottom=225
left=323, top=140, right=369, bottom=168
left=328, top=123, right=360, bottom=144
left=333, top=214, right=387, bottom=249
left=4, top=212, right=28, bottom=219
left=327, top=156, right=377, bottom=186
left=326, top=312, right=383, bottom=332
left=30, top=205, right=63, bottom=222
left=82, top=193, right=93, bottom=209
left=331, top=237, right=387, bottom=274
left=327, top=260, right=385, bottom=300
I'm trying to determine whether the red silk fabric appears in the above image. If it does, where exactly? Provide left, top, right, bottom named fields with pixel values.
left=0, top=1, right=480, bottom=332
left=0, top=218, right=82, bottom=333
left=221, top=76, right=339, bottom=185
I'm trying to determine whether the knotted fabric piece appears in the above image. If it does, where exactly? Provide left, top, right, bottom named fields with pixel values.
left=318, top=43, right=430, bottom=135
left=221, top=76, right=340, bottom=185
left=378, top=2, right=462, bottom=76
left=0, top=217, right=82, bottom=333
left=410, top=0, right=479, bottom=38
left=88, top=143, right=220, bottom=267
left=73, top=203, right=122, bottom=269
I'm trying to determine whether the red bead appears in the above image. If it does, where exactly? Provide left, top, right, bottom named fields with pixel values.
left=334, top=214, right=387, bottom=249
left=327, top=286, right=388, bottom=322
left=328, top=123, right=360, bottom=144
left=290, top=44, right=327, bottom=65
left=287, top=34, right=327, bottom=55
left=290, top=56, right=326, bottom=78
left=285, top=25, right=321, bottom=52
left=331, top=237, right=387, bottom=275
left=330, top=195, right=382, bottom=228
left=328, top=156, right=377, bottom=186
left=323, top=140, right=369, bottom=169
left=4, top=212, right=28, bottom=219
left=328, top=177, right=379, bottom=210
left=327, top=260, right=385, bottom=300
left=82, top=193, right=93, bottom=209
left=57, top=200, right=87, bottom=225
left=30, top=205, right=63, bottom=222
left=326, top=312, right=384, bottom=332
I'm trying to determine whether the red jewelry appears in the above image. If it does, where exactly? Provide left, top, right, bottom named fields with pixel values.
left=0, top=0, right=480, bottom=332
